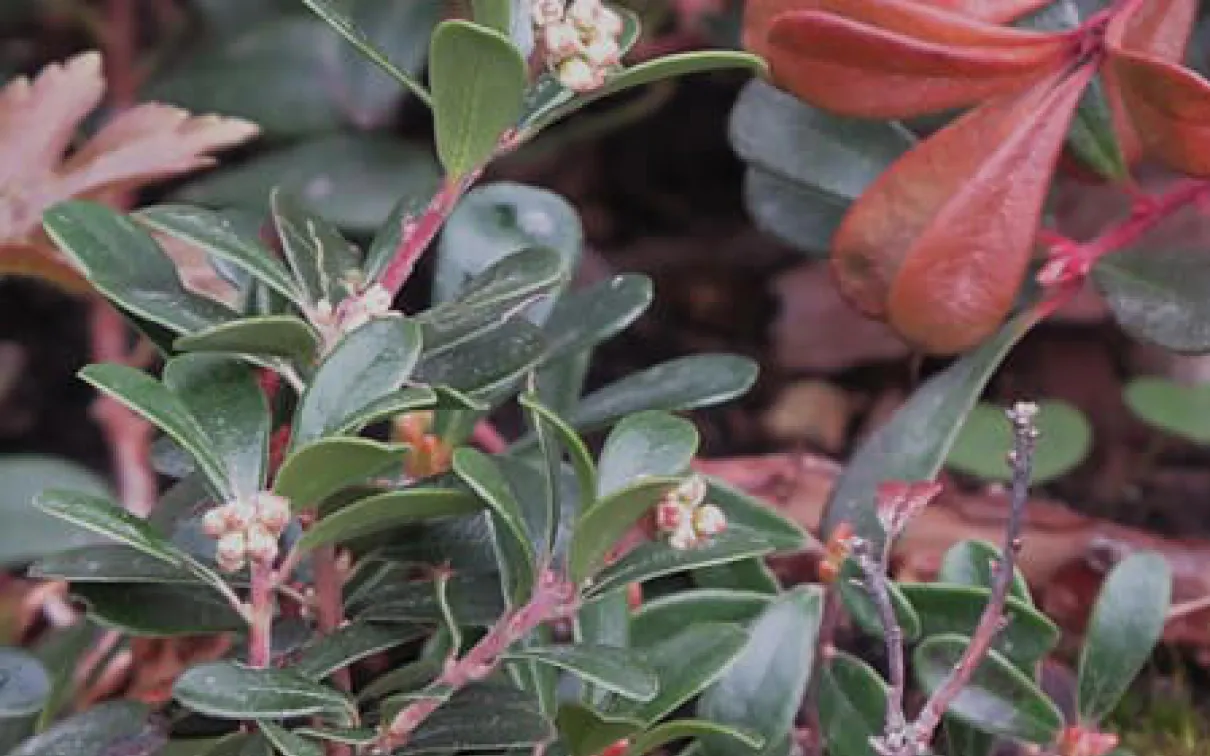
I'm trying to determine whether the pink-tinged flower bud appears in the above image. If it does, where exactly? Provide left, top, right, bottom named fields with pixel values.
left=254, top=492, right=292, bottom=534
left=668, top=522, right=698, bottom=551
left=655, top=499, right=685, bottom=532
left=597, top=6, right=624, bottom=38
left=532, top=0, right=564, bottom=25
left=672, top=475, right=708, bottom=508
left=223, top=500, right=256, bottom=530
left=556, top=57, right=604, bottom=92
left=245, top=525, right=279, bottom=566
left=566, top=0, right=601, bottom=28
left=583, top=34, right=620, bottom=67
left=693, top=503, right=727, bottom=537
left=201, top=507, right=229, bottom=538
left=215, top=532, right=247, bottom=572
left=544, top=21, right=584, bottom=58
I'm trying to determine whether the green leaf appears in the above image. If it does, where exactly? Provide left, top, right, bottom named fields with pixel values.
left=175, top=316, right=321, bottom=364
left=816, top=652, right=888, bottom=756
left=1094, top=244, right=1210, bottom=354
left=610, top=623, right=748, bottom=725
left=900, top=584, right=1060, bottom=666
left=628, top=720, right=763, bottom=756
left=1123, top=376, right=1210, bottom=445
left=541, top=274, right=652, bottom=360
left=557, top=704, right=643, bottom=756
left=914, top=635, right=1063, bottom=744
left=333, top=386, right=439, bottom=436
left=271, top=189, right=363, bottom=306
left=575, top=591, right=631, bottom=697
left=293, top=317, right=423, bottom=446
left=822, top=309, right=1037, bottom=545
left=698, top=587, right=821, bottom=756
left=631, top=589, right=771, bottom=648
left=702, top=478, right=810, bottom=552
left=300, top=0, right=435, bottom=108
left=298, top=488, right=481, bottom=552
left=947, top=400, right=1091, bottom=484
left=597, top=411, right=698, bottom=498
left=295, top=621, right=426, bottom=680
left=693, top=559, right=780, bottom=595
left=836, top=557, right=922, bottom=642
left=729, top=80, right=914, bottom=254
left=43, top=201, right=235, bottom=337
left=78, top=363, right=231, bottom=497
left=588, top=528, right=776, bottom=598
left=135, top=204, right=301, bottom=304
left=73, top=582, right=245, bottom=635
left=176, top=134, right=441, bottom=234
left=396, top=686, right=554, bottom=754
left=164, top=354, right=270, bottom=495
left=938, top=540, right=1032, bottom=604
left=436, top=182, right=583, bottom=322
left=453, top=448, right=538, bottom=604
left=275, top=437, right=404, bottom=509
left=174, top=662, right=354, bottom=720
left=7, top=701, right=157, bottom=756
left=34, top=490, right=183, bottom=567
left=429, top=20, right=527, bottom=177
left=352, top=572, right=505, bottom=627
left=570, top=356, right=757, bottom=434
left=415, top=318, right=547, bottom=397
left=519, top=391, right=597, bottom=512
left=0, top=455, right=111, bottom=566
left=1077, top=552, right=1172, bottom=722
left=504, top=645, right=657, bottom=701
left=32, top=622, right=96, bottom=731
left=259, top=721, right=323, bottom=756
left=419, top=246, right=567, bottom=355
left=0, top=648, right=49, bottom=751
left=568, top=476, right=681, bottom=585
left=30, top=544, right=202, bottom=584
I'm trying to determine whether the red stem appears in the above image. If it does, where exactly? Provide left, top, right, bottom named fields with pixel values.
left=312, top=546, right=350, bottom=690
left=1081, top=179, right=1210, bottom=261
left=247, top=562, right=274, bottom=668
left=472, top=421, right=509, bottom=454
left=380, top=172, right=482, bottom=297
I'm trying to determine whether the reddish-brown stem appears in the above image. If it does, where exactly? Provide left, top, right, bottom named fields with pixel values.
left=856, top=539, right=908, bottom=737
left=248, top=562, right=274, bottom=668
left=472, top=420, right=510, bottom=454
left=313, top=546, right=350, bottom=690
left=380, top=172, right=483, bottom=297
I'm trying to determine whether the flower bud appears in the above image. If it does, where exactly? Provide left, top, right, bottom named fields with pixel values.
left=668, top=522, right=698, bottom=551
left=201, top=507, right=229, bottom=538
left=223, top=500, right=256, bottom=530
left=532, top=0, right=564, bottom=25
left=566, top=0, right=601, bottom=28
left=671, top=475, right=707, bottom=508
left=245, top=525, right=279, bottom=566
left=215, top=532, right=247, bottom=573
left=583, top=34, right=620, bottom=67
left=557, top=57, right=605, bottom=92
left=692, top=503, right=727, bottom=537
left=597, top=6, right=624, bottom=38
left=254, top=492, right=292, bottom=534
left=655, top=499, right=685, bottom=532
left=543, top=21, right=583, bottom=58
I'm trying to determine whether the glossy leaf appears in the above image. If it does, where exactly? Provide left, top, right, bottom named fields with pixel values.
left=295, top=621, right=426, bottom=680
left=453, top=447, right=537, bottom=604
left=597, top=411, right=698, bottom=497
left=415, top=318, right=547, bottom=397
left=136, top=204, right=300, bottom=303
left=0, top=455, right=111, bottom=566
left=835, top=70, right=1089, bottom=353
left=914, top=634, right=1063, bottom=744
left=1077, top=552, right=1172, bottom=722
left=558, top=704, right=644, bottom=756
left=1094, top=244, right=1210, bottom=354
left=698, top=587, right=822, bottom=756
left=519, top=391, right=598, bottom=511
left=30, top=544, right=203, bottom=584
left=259, top=721, right=323, bottom=756
left=174, top=662, right=354, bottom=720
left=78, top=363, right=231, bottom=497
left=43, top=201, right=235, bottom=336
left=693, top=559, right=781, bottom=595
left=627, top=720, right=762, bottom=756
left=352, top=572, right=505, bottom=627
left=396, top=686, right=554, bottom=754
left=900, top=584, right=1059, bottom=665
left=271, top=189, right=363, bottom=306
left=587, top=528, right=777, bottom=598
left=1123, top=377, right=1210, bottom=444
left=0, top=648, right=49, bottom=750
left=947, top=400, right=1092, bottom=483
left=34, top=490, right=183, bottom=567
left=429, top=20, right=527, bottom=177
left=541, top=274, right=653, bottom=361
left=816, top=651, right=888, bottom=756
left=504, top=645, right=657, bottom=701
left=1110, top=51, right=1210, bottom=177
left=298, top=488, right=481, bottom=552
left=836, top=557, right=922, bottom=642
left=164, top=354, right=269, bottom=496
left=703, top=478, right=811, bottom=551
left=7, top=701, right=158, bottom=756
left=292, top=317, right=423, bottom=446
left=822, top=308, right=1038, bottom=544
left=569, top=355, right=758, bottom=434
left=175, top=316, right=321, bottom=364
left=333, top=386, right=439, bottom=435
left=274, top=437, right=403, bottom=510
left=631, top=589, right=772, bottom=648
left=568, top=476, right=681, bottom=585
left=73, top=582, right=245, bottom=635
left=938, top=539, right=1031, bottom=603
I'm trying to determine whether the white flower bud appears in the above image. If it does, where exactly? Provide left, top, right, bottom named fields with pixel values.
left=668, top=521, right=698, bottom=551
left=692, top=503, right=727, bottom=538
left=544, top=21, right=584, bottom=58
left=567, top=0, right=601, bottom=29
left=597, top=6, right=624, bottom=38
left=253, top=492, right=291, bottom=534
left=201, top=507, right=229, bottom=538
left=360, top=283, right=392, bottom=316
left=246, top=525, right=279, bottom=566
left=215, top=531, right=247, bottom=572
left=557, top=57, right=605, bottom=92
left=672, top=475, right=708, bottom=509
left=532, top=0, right=565, bottom=25
left=583, top=34, right=620, bottom=67
left=223, top=500, right=256, bottom=530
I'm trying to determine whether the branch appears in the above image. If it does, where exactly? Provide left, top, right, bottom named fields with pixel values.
left=910, top=401, right=1040, bottom=747
left=855, top=539, right=909, bottom=738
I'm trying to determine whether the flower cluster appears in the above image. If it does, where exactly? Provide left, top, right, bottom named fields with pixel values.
left=532, top=0, right=625, bottom=92
left=312, top=283, right=393, bottom=350
left=201, top=492, right=292, bottom=572
left=654, top=475, right=727, bottom=550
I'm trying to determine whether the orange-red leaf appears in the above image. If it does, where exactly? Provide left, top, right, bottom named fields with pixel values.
left=764, top=5, right=1071, bottom=118
left=884, top=68, right=1093, bottom=354
left=1110, top=50, right=1210, bottom=177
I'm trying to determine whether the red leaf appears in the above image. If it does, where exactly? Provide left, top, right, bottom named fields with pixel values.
left=1110, top=50, right=1210, bottom=177
left=764, top=1, right=1072, bottom=118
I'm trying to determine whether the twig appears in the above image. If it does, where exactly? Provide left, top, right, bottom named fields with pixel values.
left=855, top=539, right=909, bottom=737
left=247, top=563, right=274, bottom=668
left=376, top=571, right=578, bottom=752
left=910, top=402, right=1040, bottom=748
left=379, top=172, right=482, bottom=297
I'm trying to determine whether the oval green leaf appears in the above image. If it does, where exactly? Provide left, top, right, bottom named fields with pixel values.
left=568, top=476, right=681, bottom=585
left=298, top=488, right=482, bottom=553
left=587, top=528, right=776, bottom=598
left=1094, top=245, right=1210, bottom=354
left=503, top=645, right=657, bottom=701
left=816, top=651, right=888, bottom=756
left=174, top=662, right=355, bottom=720
left=274, top=437, right=404, bottom=510
left=597, top=410, right=698, bottom=497
left=1123, top=376, right=1210, bottom=445
left=174, top=316, right=321, bottom=364
left=947, top=400, right=1092, bottom=484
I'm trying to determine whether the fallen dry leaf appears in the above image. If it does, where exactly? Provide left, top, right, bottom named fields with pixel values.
left=0, top=51, right=258, bottom=294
